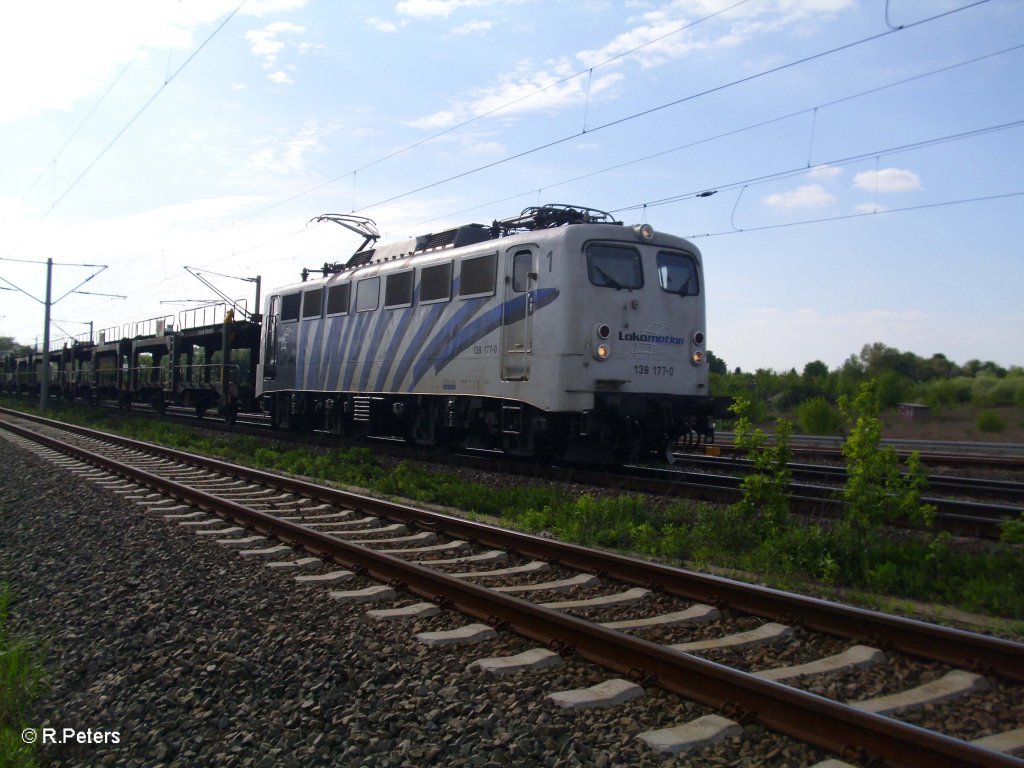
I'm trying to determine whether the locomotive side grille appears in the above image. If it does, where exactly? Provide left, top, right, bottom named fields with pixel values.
left=416, top=230, right=458, bottom=251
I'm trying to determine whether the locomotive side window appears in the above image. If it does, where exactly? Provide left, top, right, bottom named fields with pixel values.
left=586, top=244, right=643, bottom=290
left=459, top=252, right=497, bottom=298
left=656, top=251, right=700, bottom=296
left=420, top=261, right=452, bottom=304
left=302, top=287, right=324, bottom=319
left=356, top=277, right=380, bottom=312
left=326, top=283, right=350, bottom=316
left=280, top=292, right=301, bottom=322
left=384, top=270, right=414, bottom=309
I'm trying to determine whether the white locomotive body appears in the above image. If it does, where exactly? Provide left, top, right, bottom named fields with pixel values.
left=257, top=205, right=722, bottom=462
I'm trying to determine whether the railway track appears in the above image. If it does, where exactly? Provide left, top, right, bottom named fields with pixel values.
left=680, top=453, right=1024, bottom=504
left=3, top=400, right=1017, bottom=540
left=2, top=410, right=1022, bottom=767
left=714, top=432, right=1024, bottom=471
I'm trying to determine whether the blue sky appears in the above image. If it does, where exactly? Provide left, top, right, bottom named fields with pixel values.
left=1, top=0, right=1021, bottom=372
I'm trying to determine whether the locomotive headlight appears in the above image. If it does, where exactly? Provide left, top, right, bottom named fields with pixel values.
left=691, top=350, right=705, bottom=366
left=595, top=323, right=611, bottom=339
left=596, top=343, right=611, bottom=360
left=632, top=223, right=655, bottom=241
left=692, top=330, right=705, bottom=346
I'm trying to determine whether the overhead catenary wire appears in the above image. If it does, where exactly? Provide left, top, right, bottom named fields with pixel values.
left=378, top=41, right=1024, bottom=235
left=687, top=190, right=1024, bottom=238
left=41, top=1, right=248, bottom=218
left=236, top=0, right=758, bottom=223
left=9, top=0, right=1003, bottom=335
left=20, top=61, right=135, bottom=204
left=611, top=118, right=1024, bottom=213
left=350, top=0, right=993, bottom=214
left=87, top=0, right=998, bottom=286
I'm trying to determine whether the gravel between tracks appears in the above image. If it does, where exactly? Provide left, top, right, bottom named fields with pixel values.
left=0, top=433, right=836, bottom=767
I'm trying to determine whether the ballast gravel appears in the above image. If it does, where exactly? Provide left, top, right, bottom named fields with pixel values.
left=0, top=434, right=835, bottom=767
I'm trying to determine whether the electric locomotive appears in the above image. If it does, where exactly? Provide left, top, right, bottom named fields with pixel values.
left=257, top=204, right=726, bottom=463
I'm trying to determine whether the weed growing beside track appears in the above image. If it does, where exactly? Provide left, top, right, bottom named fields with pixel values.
left=0, top=586, right=46, bottom=768
left=4, top=399, right=1023, bottom=628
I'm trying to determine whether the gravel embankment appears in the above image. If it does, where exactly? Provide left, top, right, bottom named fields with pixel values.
left=0, top=433, right=832, bottom=767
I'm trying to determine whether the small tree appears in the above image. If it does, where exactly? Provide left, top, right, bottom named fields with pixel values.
left=731, top=396, right=792, bottom=534
left=838, top=381, right=935, bottom=551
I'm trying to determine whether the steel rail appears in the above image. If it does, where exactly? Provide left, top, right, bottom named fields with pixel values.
left=4, top=409, right=1022, bottom=686
left=680, top=454, right=1024, bottom=503
left=2, top=418, right=1020, bottom=768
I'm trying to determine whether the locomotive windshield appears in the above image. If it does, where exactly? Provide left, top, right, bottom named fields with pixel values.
left=586, top=244, right=643, bottom=290
left=656, top=251, right=700, bottom=296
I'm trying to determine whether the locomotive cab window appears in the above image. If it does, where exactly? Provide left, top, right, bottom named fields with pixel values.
left=512, top=250, right=532, bottom=292
left=384, top=270, right=414, bottom=309
left=280, top=292, right=301, bottom=322
left=458, top=252, right=497, bottom=298
left=419, top=261, right=452, bottom=304
left=302, top=287, right=324, bottom=319
left=356, top=277, right=380, bottom=312
left=656, top=251, right=700, bottom=296
left=586, top=244, right=643, bottom=290
left=326, top=283, right=350, bottom=316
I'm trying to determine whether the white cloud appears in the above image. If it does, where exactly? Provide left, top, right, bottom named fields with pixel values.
left=0, top=2, right=309, bottom=123
left=246, top=119, right=339, bottom=177
left=406, top=0, right=854, bottom=129
left=267, top=70, right=294, bottom=85
left=452, top=20, right=493, bottom=35
left=854, top=202, right=887, bottom=214
left=246, top=22, right=306, bottom=70
left=464, top=139, right=505, bottom=155
left=762, top=184, right=836, bottom=209
left=577, top=0, right=854, bottom=71
left=808, top=164, right=842, bottom=180
left=242, top=0, right=310, bottom=16
left=853, top=168, right=922, bottom=193
left=396, top=0, right=489, bottom=19
left=407, top=58, right=623, bottom=128
left=367, top=17, right=400, bottom=32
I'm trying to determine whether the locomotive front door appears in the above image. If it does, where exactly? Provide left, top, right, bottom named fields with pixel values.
left=501, top=247, right=536, bottom=381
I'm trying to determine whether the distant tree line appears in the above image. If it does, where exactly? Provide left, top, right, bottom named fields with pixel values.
left=0, top=336, right=33, bottom=357
left=709, top=342, right=1023, bottom=434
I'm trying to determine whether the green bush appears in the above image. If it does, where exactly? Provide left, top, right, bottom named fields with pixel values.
left=977, top=410, right=1006, bottom=433
left=797, top=396, right=842, bottom=435
left=920, top=377, right=973, bottom=409
left=972, top=375, right=1024, bottom=407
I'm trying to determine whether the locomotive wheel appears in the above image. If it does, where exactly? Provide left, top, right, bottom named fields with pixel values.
left=662, top=440, right=678, bottom=466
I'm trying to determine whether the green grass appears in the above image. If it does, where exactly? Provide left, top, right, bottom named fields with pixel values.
left=0, top=586, right=46, bottom=768
left=5, top=397, right=1023, bottom=629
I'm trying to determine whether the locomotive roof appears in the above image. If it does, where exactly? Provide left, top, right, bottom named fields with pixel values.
left=283, top=204, right=700, bottom=293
